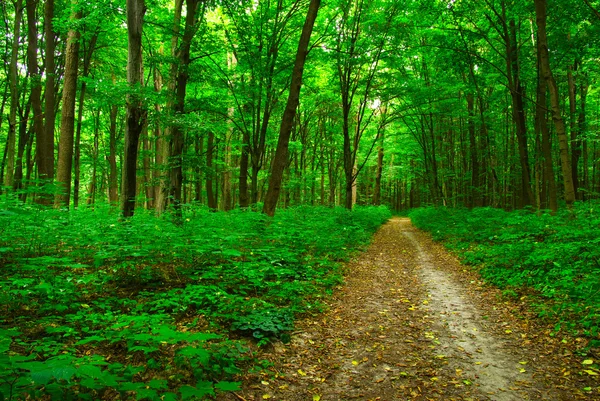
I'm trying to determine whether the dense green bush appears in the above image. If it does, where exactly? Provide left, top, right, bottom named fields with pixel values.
left=410, top=205, right=600, bottom=345
left=0, top=202, right=390, bottom=400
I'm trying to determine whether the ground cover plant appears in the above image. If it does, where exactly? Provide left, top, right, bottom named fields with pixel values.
left=0, top=202, right=391, bottom=400
left=409, top=204, right=600, bottom=349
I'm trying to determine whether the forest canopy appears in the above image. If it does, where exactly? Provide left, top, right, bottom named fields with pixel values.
left=2, top=0, right=599, bottom=215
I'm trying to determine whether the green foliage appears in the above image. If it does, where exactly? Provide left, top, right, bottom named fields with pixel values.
left=0, top=203, right=390, bottom=399
left=410, top=205, right=600, bottom=346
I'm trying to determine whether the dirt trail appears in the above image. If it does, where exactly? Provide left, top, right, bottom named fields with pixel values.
left=227, top=218, right=595, bottom=400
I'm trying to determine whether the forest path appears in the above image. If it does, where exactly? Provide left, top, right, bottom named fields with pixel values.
left=227, top=218, right=591, bottom=401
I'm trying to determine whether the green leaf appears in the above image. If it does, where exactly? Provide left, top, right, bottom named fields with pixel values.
left=77, top=364, right=103, bottom=378
left=76, top=335, right=106, bottom=345
left=215, top=381, right=242, bottom=391
left=180, top=383, right=214, bottom=399
left=148, top=379, right=168, bottom=390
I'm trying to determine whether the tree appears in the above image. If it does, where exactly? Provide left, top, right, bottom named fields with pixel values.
left=121, top=0, right=147, bottom=217
left=55, top=1, right=82, bottom=208
left=263, top=0, right=321, bottom=216
left=534, top=0, right=575, bottom=208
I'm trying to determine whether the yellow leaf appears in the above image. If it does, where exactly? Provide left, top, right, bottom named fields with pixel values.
left=583, top=370, right=598, bottom=376
left=505, top=329, right=512, bottom=334
left=519, top=361, right=527, bottom=365
left=261, top=381, right=269, bottom=385
left=298, top=369, right=307, bottom=376
left=519, top=368, right=526, bottom=373
left=582, top=359, right=594, bottom=365
left=313, top=395, right=321, bottom=401
left=263, top=395, right=271, bottom=399
left=352, top=360, right=359, bottom=366
left=422, top=300, right=429, bottom=305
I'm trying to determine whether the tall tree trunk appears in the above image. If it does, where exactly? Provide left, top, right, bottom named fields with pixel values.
left=14, top=101, right=32, bottom=195
left=194, top=135, right=202, bottom=202
left=534, top=0, right=576, bottom=207
left=262, top=0, right=320, bottom=216
left=143, top=128, right=153, bottom=208
left=373, top=114, right=386, bottom=206
left=206, top=132, right=217, bottom=209
left=73, top=32, right=99, bottom=208
left=0, top=86, right=8, bottom=191
left=108, top=103, right=119, bottom=206
left=579, top=81, right=589, bottom=199
left=168, top=0, right=201, bottom=218
left=87, top=109, right=100, bottom=206
left=5, top=0, right=23, bottom=190
left=43, top=0, right=56, bottom=184
left=239, top=130, right=250, bottom=207
left=153, top=60, right=168, bottom=214
left=505, top=16, right=534, bottom=207
left=535, top=49, right=557, bottom=213
left=121, top=0, right=147, bottom=217
left=466, top=93, right=481, bottom=208
left=26, top=0, right=50, bottom=204
left=54, top=4, right=82, bottom=208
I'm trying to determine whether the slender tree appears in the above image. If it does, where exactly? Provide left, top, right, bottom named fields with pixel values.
left=263, top=0, right=321, bottom=216
left=121, top=0, right=147, bottom=217
left=54, top=2, right=82, bottom=208
left=534, top=0, right=575, bottom=207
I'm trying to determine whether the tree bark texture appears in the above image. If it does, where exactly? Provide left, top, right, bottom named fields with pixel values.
left=534, top=0, right=576, bottom=207
left=121, top=0, right=147, bottom=217
left=54, top=4, right=82, bottom=208
left=262, top=0, right=321, bottom=216
left=5, top=0, right=23, bottom=190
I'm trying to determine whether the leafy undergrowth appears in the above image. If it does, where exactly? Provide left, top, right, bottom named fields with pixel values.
left=409, top=204, right=600, bottom=349
left=0, top=202, right=390, bottom=401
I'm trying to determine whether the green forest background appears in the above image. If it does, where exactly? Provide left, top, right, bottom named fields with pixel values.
left=2, top=0, right=600, bottom=213
left=1, top=0, right=600, bottom=399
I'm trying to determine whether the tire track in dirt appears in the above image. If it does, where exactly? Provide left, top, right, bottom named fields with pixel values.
left=226, top=218, right=574, bottom=400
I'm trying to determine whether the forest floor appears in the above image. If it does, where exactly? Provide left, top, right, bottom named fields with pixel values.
left=224, top=218, right=599, bottom=401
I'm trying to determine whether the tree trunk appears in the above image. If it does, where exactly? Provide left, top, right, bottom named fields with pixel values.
left=108, top=103, right=119, bottom=206
left=534, top=0, right=576, bottom=208
left=579, top=81, right=589, bottom=199
left=54, top=4, right=82, bottom=208
left=535, top=49, right=557, bottom=213
left=43, top=0, right=56, bottom=184
left=73, top=32, right=99, bottom=208
left=239, top=130, right=250, bottom=207
left=206, top=132, right=217, bottom=209
left=121, top=0, right=147, bottom=217
left=0, top=86, right=8, bottom=191
left=168, top=0, right=201, bottom=218
left=262, top=0, right=321, bottom=217
left=505, top=17, right=534, bottom=207
left=26, top=0, right=50, bottom=204
left=194, top=135, right=202, bottom=202
left=5, top=0, right=23, bottom=190
left=13, top=101, right=32, bottom=195
left=86, top=110, right=100, bottom=206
